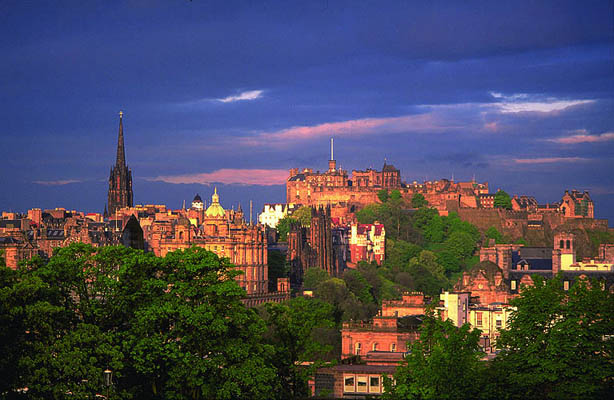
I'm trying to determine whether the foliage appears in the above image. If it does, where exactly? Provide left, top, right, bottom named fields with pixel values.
left=1, top=244, right=312, bottom=400
left=303, top=267, right=330, bottom=290
left=292, top=206, right=313, bottom=227
left=411, top=193, right=428, bottom=208
left=124, top=247, right=277, bottom=399
left=485, top=226, right=507, bottom=244
left=377, top=189, right=389, bottom=202
left=406, top=251, right=449, bottom=296
left=258, top=297, right=336, bottom=399
left=385, top=239, right=422, bottom=268
left=267, top=250, right=289, bottom=292
left=494, top=190, right=512, bottom=210
left=384, top=311, right=484, bottom=400
left=494, top=275, right=614, bottom=399
left=343, top=269, right=374, bottom=304
left=355, top=203, right=380, bottom=224
left=276, top=216, right=297, bottom=242
left=315, top=278, right=368, bottom=323
left=586, top=229, right=614, bottom=257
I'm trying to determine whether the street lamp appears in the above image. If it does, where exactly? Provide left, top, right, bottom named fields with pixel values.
left=103, top=369, right=112, bottom=399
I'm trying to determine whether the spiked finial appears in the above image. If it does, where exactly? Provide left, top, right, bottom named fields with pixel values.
left=116, top=111, right=126, bottom=167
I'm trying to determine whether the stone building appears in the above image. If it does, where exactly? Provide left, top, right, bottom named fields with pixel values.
left=145, top=189, right=270, bottom=296
left=287, top=206, right=346, bottom=285
left=349, top=222, right=385, bottom=265
left=107, top=111, right=133, bottom=216
left=560, top=189, right=594, bottom=218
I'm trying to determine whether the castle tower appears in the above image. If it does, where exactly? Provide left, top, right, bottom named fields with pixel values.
left=107, top=111, right=133, bottom=216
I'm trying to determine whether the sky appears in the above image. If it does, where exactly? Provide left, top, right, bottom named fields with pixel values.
left=1, top=1, right=613, bottom=224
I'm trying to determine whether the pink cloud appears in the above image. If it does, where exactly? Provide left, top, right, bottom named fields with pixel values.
left=241, top=112, right=462, bottom=146
left=513, top=157, right=588, bottom=164
left=548, top=130, right=614, bottom=144
left=151, top=168, right=288, bottom=186
left=33, top=179, right=81, bottom=186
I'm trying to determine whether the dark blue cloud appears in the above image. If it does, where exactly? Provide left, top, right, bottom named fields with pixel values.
left=0, top=0, right=613, bottom=225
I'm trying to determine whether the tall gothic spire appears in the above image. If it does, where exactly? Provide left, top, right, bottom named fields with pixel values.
left=116, top=110, right=126, bottom=167
left=108, top=111, right=134, bottom=215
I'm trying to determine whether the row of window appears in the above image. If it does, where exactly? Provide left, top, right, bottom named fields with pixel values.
left=344, top=375, right=384, bottom=394
left=354, top=342, right=396, bottom=354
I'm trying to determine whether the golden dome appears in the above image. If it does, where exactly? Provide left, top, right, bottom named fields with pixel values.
left=205, top=187, right=225, bottom=218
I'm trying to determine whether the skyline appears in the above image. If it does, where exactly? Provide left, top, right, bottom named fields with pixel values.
left=1, top=1, right=613, bottom=223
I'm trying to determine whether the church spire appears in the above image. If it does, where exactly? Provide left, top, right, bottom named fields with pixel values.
left=116, top=111, right=126, bottom=167
left=108, top=111, right=133, bottom=215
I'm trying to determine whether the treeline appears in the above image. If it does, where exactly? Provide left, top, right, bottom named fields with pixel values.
left=383, top=275, right=614, bottom=400
left=0, top=245, right=336, bottom=400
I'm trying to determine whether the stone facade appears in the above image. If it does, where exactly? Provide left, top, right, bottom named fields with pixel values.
left=287, top=206, right=346, bottom=283
left=349, top=222, right=385, bottom=266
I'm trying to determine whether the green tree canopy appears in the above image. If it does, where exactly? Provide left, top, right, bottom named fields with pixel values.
left=384, top=311, right=484, bottom=400
left=494, top=275, right=614, bottom=399
left=377, top=189, right=389, bottom=202
left=411, top=193, right=428, bottom=208
left=276, top=215, right=297, bottom=242
left=303, top=267, right=330, bottom=290
left=259, top=297, right=336, bottom=399
left=292, top=206, right=313, bottom=227
left=494, top=190, right=512, bottom=209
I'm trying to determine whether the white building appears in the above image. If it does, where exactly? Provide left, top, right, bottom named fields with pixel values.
left=258, top=203, right=296, bottom=228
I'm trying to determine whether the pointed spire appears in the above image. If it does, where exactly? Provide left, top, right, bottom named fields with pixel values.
left=116, top=110, right=126, bottom=167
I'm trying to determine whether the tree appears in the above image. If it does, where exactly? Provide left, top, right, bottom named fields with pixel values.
left=259, top=297, right=336, bottom=399
left=378, top=189, right=389, bottom=203
left=125, top=247, right=278, bottom=399
left=384, top=311, right=484, bottom=400
left=315, top=278, right=367, bottom=323
left=303, top=267, right=330, bottom=290
left=356, top=203, right=380, bottom=224
left=494, top=275, right=614, bottom=399
left=276, top=216, right=297, bottom=242
left=494, top=190, right=512, bottom=210
left=411, top=193, right=428, bottom=208
left=292, top=206, right=313, bottom=227
left=343, top=269, right=375, bottom=305
left=406, top=251, right=448, bottom=296
left=267, top=250, right=289, bottom=292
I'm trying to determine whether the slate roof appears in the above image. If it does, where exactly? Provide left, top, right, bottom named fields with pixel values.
left=288, top=173, right=306, bottom=181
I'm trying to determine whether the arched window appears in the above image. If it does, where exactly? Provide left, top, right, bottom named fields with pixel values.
left=355, top=342, right=361, bottom=355
left=372, top=343, right=378, bottom=351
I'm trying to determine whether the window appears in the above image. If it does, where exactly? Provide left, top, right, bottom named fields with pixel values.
left=476, top=312, right=483, bottom=327
left=564, top=281, right=570, bottom=291
left=372, top=343, right=378, bottom=351
left=390, top=343, right=396, bottom=352
left=496, top=319, right=502, bottom=328
left=566, top=240, right=571, bottom=249
left=560, top=240, right=565, bottom=249
left=369, top=376, right=380, bottom=393
left=355, top=342, right=361, bottom=355
left=357, top=376, right=368, bottom=393
left=344, top=376, right=355, bottom=393
left=511, top=280, right=517, bottom=290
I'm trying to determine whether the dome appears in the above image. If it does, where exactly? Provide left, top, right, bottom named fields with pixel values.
left=193, top=193, right=203, bottom=202
left=205, top=187, right=225, bottom=218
